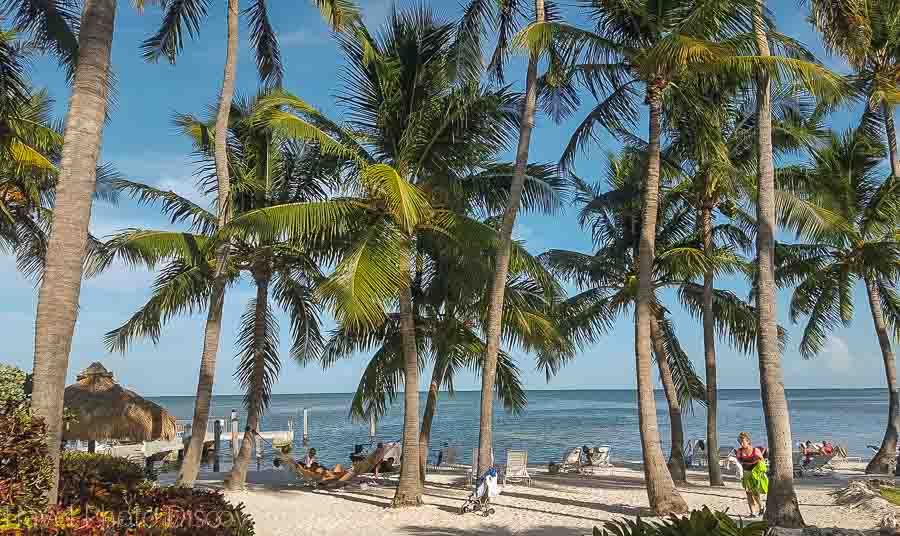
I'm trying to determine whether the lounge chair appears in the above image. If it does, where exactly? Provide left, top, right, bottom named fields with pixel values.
left=502, top=449, right=532, bottom=486
left=718, top=446, right=737, bottom=474
left=277, top=445, right=387, bottom=489
left=794, top=452, right=835, bottom=477
left=583, top=446, right=613, bottom=475
left=559, top=447, right=583, bottom=473
left=429, top=446, right=458, bottom=470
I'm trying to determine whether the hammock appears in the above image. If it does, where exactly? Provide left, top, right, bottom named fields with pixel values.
left=276, top=446, right=389, bottom=489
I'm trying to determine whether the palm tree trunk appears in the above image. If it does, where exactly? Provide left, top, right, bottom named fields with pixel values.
left=883, top=103, right=900, bottom=179
left=226, top=272, right=271, bottom=490
left=393, top=281, right=423, bottom=507
left=476, top=0, right=544, bottom=477
left=636, top=89, right=688, bottom=515
left=864, top=277, right=900, bottom=475
left=178, top=0, right=238, bottom=486
left=701, top=205, right=724, bottom=486
left=754, top=2, right=804, bottom=527
left=419, top=361, right=448, bottom=484
left=651, top=315, right=686, bottom=482
left=30, top=0, right=116, bottom=504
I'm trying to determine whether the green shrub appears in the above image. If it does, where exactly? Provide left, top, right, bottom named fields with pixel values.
left=0, top=405, right=52, bottom=513
left=0, top=365, right=28, bottom=407
left=593, top=507, right=768, bottom=536
left=58, top=452, right=155, bottom=511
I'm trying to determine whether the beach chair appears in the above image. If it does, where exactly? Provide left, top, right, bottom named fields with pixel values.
left=795, top=453, right=835, bottom=477
left=429, top=446, right=458, bottom=470
left=502, top=449, right=532, bottom=486
left=559, top=447, right=583, bottom=473
left=718, top=446, right=736, bottom=474
left=584, top=446, right=613, bottom=475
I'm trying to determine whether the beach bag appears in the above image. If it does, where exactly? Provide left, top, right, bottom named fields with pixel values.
left=742, top=460, right=769, bottom=495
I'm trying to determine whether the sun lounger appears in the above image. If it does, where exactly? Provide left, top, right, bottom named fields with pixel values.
left=794, top=452, right=835, bottom=477
left=687, top=440, right=708, bottom=468
left=502, top=449, right=532, bottom=486
left=582, top=446, right=613, bottom=475
left=429, top=446, right=459, bottom=470
left=559, top=447, right=583, bottom=473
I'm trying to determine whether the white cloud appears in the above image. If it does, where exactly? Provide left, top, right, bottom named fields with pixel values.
left=823, top=334, right=852, bottom=372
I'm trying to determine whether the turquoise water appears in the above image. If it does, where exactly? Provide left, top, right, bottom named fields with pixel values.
left=151, top=389, right=887, bottom=472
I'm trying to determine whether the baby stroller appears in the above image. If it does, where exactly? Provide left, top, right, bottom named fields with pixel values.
left=459, top=467, right=500, bottom=516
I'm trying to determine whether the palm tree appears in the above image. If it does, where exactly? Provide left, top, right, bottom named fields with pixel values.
left=451, top=0, right=548, bottom=479
left=236, top=6, right=551, bottom=506
left=805, top=0, right=900, bottom=476
left=753, top=0, right=802, bottom=527
left=323, top=240, right=563, bottom=483
left=141, top=0, right=361, bottom=486
left=98, top=92, right=337, bottom=490
left=807, top=0, right=900, bottom=178
left=543, top=149, right=765, bottom=482
left=777, top=129, right=900, bottom=475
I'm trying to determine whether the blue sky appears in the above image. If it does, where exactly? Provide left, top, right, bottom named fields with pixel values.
left=0, top=0, right=890, bottom=395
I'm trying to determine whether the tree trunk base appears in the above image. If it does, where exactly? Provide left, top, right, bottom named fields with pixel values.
left=223, top=477, right=246, bottom=492
left=667, top=454, right=686, bottom=483
left=865, top=454, right=897, bottom=475
left=652, top=492, right=689, bottom=516
left=391, top=493, right=424, bottom=508
left=765, top=485, right=805, bottom=529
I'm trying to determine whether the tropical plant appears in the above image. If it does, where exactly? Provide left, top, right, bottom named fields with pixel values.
left=451, top=0, right=549, bottom=479
left=663, top=73, right=827, bottom=487
left=98, top=92, right=336, bottom=491
left=777, top=128, right=900, bottom=475
left=805, top=0, right=900, bottom=477
left=542, top=149, right=767, bottom=482
left=752, top=0, right=803, bottom=527
left=143, top=0, right=361, bottom=487
left=0, top=404, right=52, bottom=513
left=324, top=227, right=568, bottom=483
left=526, top=0, right=843, bottom=517
left=593, top=507, right=769, bottom=536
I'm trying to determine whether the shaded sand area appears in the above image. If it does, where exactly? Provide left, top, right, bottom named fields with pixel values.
left=166, top=462, right=884, bottom=536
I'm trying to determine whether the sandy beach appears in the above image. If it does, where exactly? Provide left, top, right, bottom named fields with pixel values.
left=166, top=462, right=885, bottom=536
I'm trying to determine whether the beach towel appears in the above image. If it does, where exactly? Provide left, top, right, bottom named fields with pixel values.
left=741, top=460, right=768, bottom=495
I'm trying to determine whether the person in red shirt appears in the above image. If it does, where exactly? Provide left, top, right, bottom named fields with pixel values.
left=736, top=432, right=766, bottom=516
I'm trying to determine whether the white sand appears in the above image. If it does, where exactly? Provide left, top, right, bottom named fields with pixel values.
left=176, top=462, right=887, bottom=536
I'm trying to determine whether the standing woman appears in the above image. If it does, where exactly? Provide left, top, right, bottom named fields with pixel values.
left=736, top=432, right=768, bottom=516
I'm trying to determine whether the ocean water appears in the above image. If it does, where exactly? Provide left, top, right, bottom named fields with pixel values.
left=151, top=389, right=887, bottom=472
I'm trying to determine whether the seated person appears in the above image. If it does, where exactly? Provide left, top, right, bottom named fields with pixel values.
left=820, top=441, right=834, bottom=456
left=302, top=447, right=319, bottom=469
left=582, top=445, right=594, bottom=466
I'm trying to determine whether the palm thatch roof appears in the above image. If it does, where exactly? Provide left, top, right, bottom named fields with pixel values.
left=63, top=362, right=176, bottom=442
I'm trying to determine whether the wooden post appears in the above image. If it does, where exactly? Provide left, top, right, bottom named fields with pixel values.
left=256, top=436, right=263, bottom=470
left=231, top=409, right=239, bottom=458
left=302, top=408, right=309, bottom=445
left=213, top=419, right=222, bottom=472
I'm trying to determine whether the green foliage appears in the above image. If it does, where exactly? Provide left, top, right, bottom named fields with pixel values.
left=58, top=452, right=155, bottom=511
left=0, top=364, right=27, bottom=407
left=0, top=405, right=52, bottom=513
left=593, top=508, right=769, bottom=536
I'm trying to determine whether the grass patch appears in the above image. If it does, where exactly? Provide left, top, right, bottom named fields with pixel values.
left=879, top=486, right=900, bottom=506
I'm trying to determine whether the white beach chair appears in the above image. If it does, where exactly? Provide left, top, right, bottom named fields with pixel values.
left=502, top=449, right=532, bottom=486
left=558, top=447, right=583, bottom=473
left=584, top=446, right=614, bottom=475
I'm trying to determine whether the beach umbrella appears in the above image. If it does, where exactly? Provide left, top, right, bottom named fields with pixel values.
left=63, top=362, right=176, bottom=449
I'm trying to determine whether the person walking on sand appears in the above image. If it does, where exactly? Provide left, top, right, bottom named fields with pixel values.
left=735, top=432, right=768, bottom=517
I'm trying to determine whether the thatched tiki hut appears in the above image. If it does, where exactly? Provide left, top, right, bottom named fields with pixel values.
left=64, top=362, right=176, bottom=452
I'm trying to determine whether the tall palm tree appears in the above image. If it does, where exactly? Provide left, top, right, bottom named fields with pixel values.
left=805, top=0, right=900, bottom=476
left=753, top=0, right=802, bottom=527
left=452, top=0, right=548, bottom=479
left=24, top=0, right=113, bottom=502
left=98, top=92, right=337, bottom=490
left=543, top=150, right=765, bottom=482
left=238, top=7, right=545, bottom=505
left=142, top=0, right=361, bottom=486
left=777, top=129, right=900, bottom=475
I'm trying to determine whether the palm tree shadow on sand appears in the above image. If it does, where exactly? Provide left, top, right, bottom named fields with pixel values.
left=400, top=524, right=588, bottom=536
